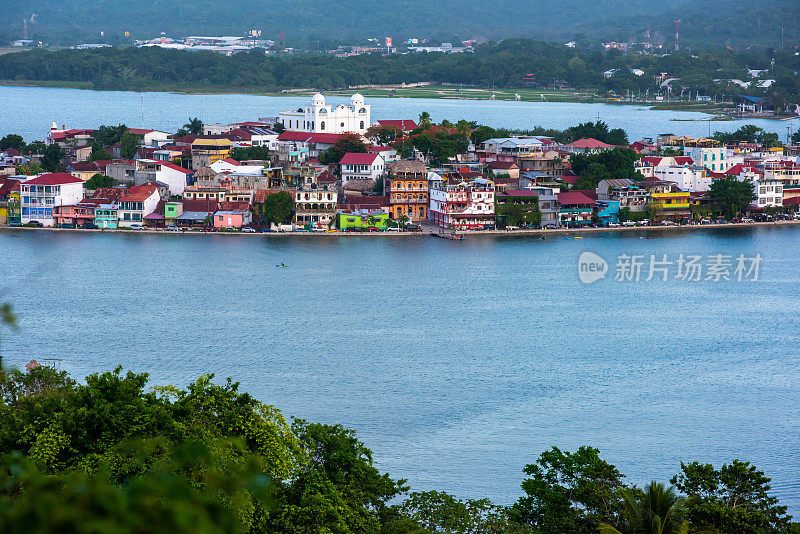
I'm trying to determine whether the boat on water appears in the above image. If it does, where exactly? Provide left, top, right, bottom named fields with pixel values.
left=431, top=231, right=464, bottom=241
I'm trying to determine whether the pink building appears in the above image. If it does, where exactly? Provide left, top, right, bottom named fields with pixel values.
left=213, top=210, right=252, bottom=229
left=53, top=203, right=96, bottom=227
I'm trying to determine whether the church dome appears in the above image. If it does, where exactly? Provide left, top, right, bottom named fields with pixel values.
left=350, top=93, right=364, bottom=106
left=311, top=92, right=326, bottom=106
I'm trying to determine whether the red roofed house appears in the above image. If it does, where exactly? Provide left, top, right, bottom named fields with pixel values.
left=563, top=138, right=616, bottom=154
left=340, top=152, right=385, bottom=185
left=486, top=160, right=520, bottom=179
left=117, top=184, right=160, bottom=227
left=126, top=128, right=171, bottom=146
left=46, top=124, right=94, bottom=147
left=20, top=173, right=85, bottom=226
left=0, top=178, right=22, bottom=224
left=557, top=191, right=596, bottom=226
left=374, top=119, right=418, bottom=133
left=276, top=131, right=347, bottom=160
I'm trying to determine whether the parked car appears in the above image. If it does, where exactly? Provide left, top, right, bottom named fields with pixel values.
left=259, top=227, right=275, bottom=233
left=129, top=223, right=144, bottom=230
left=9, top=221, right=22, bottom=227
left=661, top=220, right=675, bottom=226
left=58, top=223, right=73, bottom=229
left=27, top=221, right=43, bottom=227
left=607, top=222, right=620, bottom=228
left=404, top=223, right=422, bottom=232
left=715, top=218, right=728, bottom=224
left=241, top=227, right=256, bottom=233
left=505, top=225, right=520, bottom=231
left=201, top=226, right=215, bottom=232
left=700, top=218, right=712, bottom=224
left=385, top=226, right=400, bottom=232
left=165, top=226, right=181, bottom=232
left=741, top=217, right=755, bottom=223
left=82, top=223, right=98, bottom=229
left=621, top=220, right=637, bottom=227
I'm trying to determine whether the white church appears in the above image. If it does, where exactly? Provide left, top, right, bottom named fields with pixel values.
left=278, top=93, right=371, bottom=135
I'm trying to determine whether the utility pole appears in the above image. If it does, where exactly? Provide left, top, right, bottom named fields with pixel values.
left=674, top=20, right=681, bottom=52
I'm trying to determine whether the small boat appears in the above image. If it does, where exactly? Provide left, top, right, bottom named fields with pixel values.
left=276, top=264, right=288, bottom=268
left=434, top=232, right=464, bottom=240
left=574, top=236, right=583, bottom=239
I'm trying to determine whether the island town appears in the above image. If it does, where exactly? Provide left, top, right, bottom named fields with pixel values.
left=1, top=93, right=799, bottom=235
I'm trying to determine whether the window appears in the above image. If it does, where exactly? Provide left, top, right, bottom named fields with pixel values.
left=320, top=121, right=325, bottom=130
left=360, top=121, right=364, bottom=129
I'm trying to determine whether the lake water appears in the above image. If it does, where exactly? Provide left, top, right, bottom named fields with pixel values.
left=1, top=85, right=793, bottom=143
left=1, top=227, right=799, bottom=512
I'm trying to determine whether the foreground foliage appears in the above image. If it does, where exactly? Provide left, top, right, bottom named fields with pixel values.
left=0, top=366, right=796, bottom=533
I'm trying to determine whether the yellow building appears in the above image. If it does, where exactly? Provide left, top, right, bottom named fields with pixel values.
left=191, top=138, right=233, bottom=169
left=650, top=191, right=691, bottom=219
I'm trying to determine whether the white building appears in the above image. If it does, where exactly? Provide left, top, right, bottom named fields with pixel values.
left=340, top=152, right=385, bottom=185
left=278, top=93, right=371, bottom=134
left=20, top=173, right=84, bottom=226
left=133, top=159, right=193, bottom=196
left=429, top=177, right=495, bottom=229
left=682, top=145, right=731, bottom=173
left=294, top=186, right=338, bottom=228
left=754, top=179, right=783, bottom=208
left=117, top=184, right=161, bottom=227
left=654, top=165, right=713, bottom=192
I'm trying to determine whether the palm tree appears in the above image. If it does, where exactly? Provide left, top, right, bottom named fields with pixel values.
left=184, top=117, right=204, bottom=135
left=418, top=111, right=432, bottom=130
left=600, top=482, right=687, bottom=534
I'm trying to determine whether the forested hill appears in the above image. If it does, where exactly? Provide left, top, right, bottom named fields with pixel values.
left=3, top=0, right=798, bottom=48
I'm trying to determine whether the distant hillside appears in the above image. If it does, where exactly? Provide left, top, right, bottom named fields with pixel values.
left=1, top=0, right=797, bottom=48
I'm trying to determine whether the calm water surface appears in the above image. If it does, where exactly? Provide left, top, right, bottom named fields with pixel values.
left=1, top=85, right=792, bottom=142
left=1, top=227, right=799, bottom=511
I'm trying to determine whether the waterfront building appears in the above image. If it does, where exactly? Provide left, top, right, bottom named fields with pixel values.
left=761, top=161, right=800, bottom=186
left=649, top=187, right=692, bottom=219
left=278, top=93, right=371, bottom=134
left=0, top=178, right=22, bottom=224
left=53, top=203, right=96, bottom=227
left=596, top=200, right=621, bottom=226
left=528, top=185, right=560, bottom=228
left=556, top=191, right=596, bottom=226
left=495, top=189, right=542, bottom=227
left=94, top=204, right=119, bottom=229
left=429, top=177, right=495, bottom=229
left=653, top=165, right=714, bottom=192
left=753, top=179, right=784, bottom=208
left=336, top=209, right=389, bottom=230
left=387, top=160, right=428, bottom=221
left=294, top=186, right=338, bottom=228
left=117, top=184, right=160, bottom=227
left=213, top=210, right=252, bottom=229
left=20, top=173, right=84, bottom=226
left=340, top=152, right=385, bottom=186
left=597, top=179, right=649, bottom=212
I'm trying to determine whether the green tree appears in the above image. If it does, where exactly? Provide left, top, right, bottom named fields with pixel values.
left=671, top=460, right=792, bottom=534
left=41, top=144, right=64, bottom=172
left=270, top=420, right=407, bottom=534
left=418, top=112, right=433, bottom=130
left=16, top=163, right=43, bottom=176
left=89, top=148, right=113, bottom=162
left=24, top=141, right=46, bottom=155
left=231, top=146, right=270, bottom=161
left=401, top=490, right=522, bottom=534
left=470, top=125, right=495, bottom=146
left=0, top=134, right=26, bottom=153
left=181, top=117, right=204, bottom=136
left=510, top=446, right=625, bottom=534
left=0, top=303, right=17, bottom=368
left=366, top=125, right=401, bottom=145
left=119, top=132, right=139, bottom=159
left=84, top=173, right=115, bottom=190
left=260, top=191, right=293, bottom=225
left=709, top=177, right=756, bottom=218
left=318, top=133, right=367, bottom=166
left=90, top=125, right=128, bottom=149
left=599, top=482, right=688, bottom=534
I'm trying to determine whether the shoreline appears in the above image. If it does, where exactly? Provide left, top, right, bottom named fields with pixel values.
left=0, top=81, right=745, bottom=117
left=3, top=219, right=798, bottom=238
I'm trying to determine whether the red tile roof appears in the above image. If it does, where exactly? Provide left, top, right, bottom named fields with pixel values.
left=487, top=160, right=519, bottom=170
left=90, top=187, right=128, bottom=202
left=181, top=199, right=220, bottom=212
left=674, top=156, right=694, bottom=165
left=568, top=138, right=615, bottom=149
left=119, top=185, right=158, bottom=203
left=69, top=162, right=100, bottom=172
left=0, top=178, right=22, bottom=196
left=375, top=119, right=418, bottom=130
left=220, top=158, right=240, bottom=166
left=557, top=191, right=596, bottom=206
left=23, top=173, right=83, bottom=186
left=341, top=195, right=388, bottom=208
left=571, top=189, right=598, bottom=200
left=127, top=128, right=155, bottom=135
left=340, top=152, right=380, bottom=165
left=725, top=164, right=762, bottom=176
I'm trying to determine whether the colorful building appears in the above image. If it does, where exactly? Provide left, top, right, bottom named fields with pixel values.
left=387, top=159, right=428, bottom=221
left=20, top=173, right=85, bottom=226
left=556, top=191, right=596, bottom=226
left=336, top=210, right=390, bottom=230
left=429, top=177, right=495, bottom=229
left=213, top=210, right=252, bottom=229
left=53, top=204, right=96, bottom=227
left=94, top=204, right=119, bottom=229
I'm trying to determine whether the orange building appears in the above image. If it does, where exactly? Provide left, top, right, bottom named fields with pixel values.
left=387, top=160, right=429, bottom=221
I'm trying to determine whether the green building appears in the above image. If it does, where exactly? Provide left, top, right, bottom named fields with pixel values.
left=336, top=210, right=389, bottom=230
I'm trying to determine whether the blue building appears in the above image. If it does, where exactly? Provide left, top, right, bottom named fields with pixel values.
left=596, top=200, right=620, bottom=226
